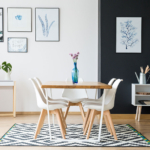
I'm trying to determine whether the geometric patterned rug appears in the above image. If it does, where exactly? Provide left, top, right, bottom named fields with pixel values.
left=0, top=123, right=150, bottom=147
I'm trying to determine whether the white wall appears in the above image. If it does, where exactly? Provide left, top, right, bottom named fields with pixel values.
left=0, top=0, right=98, bottom=112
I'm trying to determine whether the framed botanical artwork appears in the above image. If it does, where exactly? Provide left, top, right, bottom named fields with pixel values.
left=116, top=17, right=142, bottom=53
left=35, top=8, right=60, bottom=42
left=7, top=7, right=32, bottom=32
left=8, top=37, right=28, bottom=53
left=0, top=8, right=3, bottom=42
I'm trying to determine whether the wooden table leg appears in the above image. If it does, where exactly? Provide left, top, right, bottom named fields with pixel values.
left=13, top=81, right=16, bottom=117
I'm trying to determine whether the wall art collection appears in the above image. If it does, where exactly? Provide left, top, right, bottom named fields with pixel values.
left=116, top=17, right=142, bottom=53
left=0, top=7, right=60, bottom=53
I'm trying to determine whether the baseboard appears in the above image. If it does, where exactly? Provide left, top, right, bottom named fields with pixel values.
left=0, top=112, right=150, bottom=119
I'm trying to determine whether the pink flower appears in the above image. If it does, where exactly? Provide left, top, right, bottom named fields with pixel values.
left=77, top=52, right=80, bottom=55
left=69, top=53, right=73, bottom=57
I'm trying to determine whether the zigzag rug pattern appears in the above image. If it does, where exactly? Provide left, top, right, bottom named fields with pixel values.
left=0, top=123, right=150, bottom=147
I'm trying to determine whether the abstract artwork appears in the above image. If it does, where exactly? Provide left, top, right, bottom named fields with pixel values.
left=8, top=38, right=27, bottom=53
left=116, top=17, right=142, bottom=53
left=7, top=8, right=32, bottom=32
left=0, top=8, right=3, bottom=42
left=35, top=8, right=59, bottom=42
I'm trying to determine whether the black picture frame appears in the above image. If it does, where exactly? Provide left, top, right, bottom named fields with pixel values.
left=7, top=7, right=32, bottom=32
left=35, top=7, right=60, bottom=42
left=0, top=8, right=4, bottom=42
left=7, top=37, right=28, bottom=53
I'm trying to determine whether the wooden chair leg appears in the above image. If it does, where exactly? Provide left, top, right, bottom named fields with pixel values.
left=59, top=109, right=67, bottom=128
left=135, top=106, right=139, bottom=120
left=84, top=110, right=93, bottom=135
left=138, top=106, right=142, bottom=121
left=104, top=114, right=112, bottom=135
left=105, top=110, right=117, bottom=140
left=86, top=110, right=96, bottom=139
left=34, top=109, right=47, bottom=139
left=83, top=109, right=91, bottom=130
left=64, top=102, right=70, bottom=120
left=78, top=102, right=85, bottom=121
left=97, top=114, right=100, bottom=123
left=59, top=109, right=66, bottom=134
left=55, top=109, right=66, bottom=139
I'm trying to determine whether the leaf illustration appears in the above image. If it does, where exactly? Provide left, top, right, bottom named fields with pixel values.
left=38, top=15, right=45, bottom=36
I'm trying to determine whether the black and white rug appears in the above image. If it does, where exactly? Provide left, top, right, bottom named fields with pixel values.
left=0, top=123, right=150, bottom=147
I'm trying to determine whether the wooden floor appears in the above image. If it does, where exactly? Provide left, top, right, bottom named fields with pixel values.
left=0, top=114, right=150, bottom=150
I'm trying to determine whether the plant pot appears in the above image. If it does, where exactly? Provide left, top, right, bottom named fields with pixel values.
left=5, top=72, right=11, bottom=80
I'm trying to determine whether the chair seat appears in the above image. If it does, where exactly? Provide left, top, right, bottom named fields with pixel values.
left=82, top=98, right=102, bottom=105
left=39, top=103, right=68, bottom=110
left=48, top=97, right=68, bottom=104
left=62, top=97, right=89, bottom=103
left=83, top=102, right=109, bottom=111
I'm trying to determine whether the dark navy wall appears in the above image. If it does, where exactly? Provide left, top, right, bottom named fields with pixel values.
left=101, top=0, right=150, bottom=113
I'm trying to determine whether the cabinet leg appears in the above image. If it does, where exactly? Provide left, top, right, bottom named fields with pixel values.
left=138, top=106, right=142, bottom=122
left=135, top=106, right=139, bottom=120
left=13, top=81, right=16, bottom=117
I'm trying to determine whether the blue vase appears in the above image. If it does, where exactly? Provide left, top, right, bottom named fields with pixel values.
left=72, top=62, right=79, bottom=84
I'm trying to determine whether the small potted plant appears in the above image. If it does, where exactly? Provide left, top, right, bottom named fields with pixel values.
left=1, top=61, right=12, bottom=80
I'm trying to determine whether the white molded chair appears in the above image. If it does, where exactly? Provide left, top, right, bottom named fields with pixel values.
left=83, top=79, right=123, bottom=140
left=34, top=77, right=68, bottom=127
left=62, top=78, right=88, bottom=121
left=82, top=78, right=116, bottom=127
left=29, top=78, right=68, bottom=139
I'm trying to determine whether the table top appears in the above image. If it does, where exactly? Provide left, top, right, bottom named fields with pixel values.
left=41, top=81, right=112, bottom=89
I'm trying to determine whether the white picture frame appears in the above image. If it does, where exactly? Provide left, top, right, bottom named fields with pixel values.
left=8, top=37, right=28, bottom=53
left=35, top=8, right=60, bottom=42
left=7, top=7, right=32, bottom=32
left=116, top=17, right=142, bottom=53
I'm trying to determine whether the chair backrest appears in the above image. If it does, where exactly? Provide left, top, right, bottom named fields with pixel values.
left=34, top=77, right=52, bottom=98
left=29, top=78, right=46, bottom=108
left=102, top=79, right=123, bottom=110
left=34, top=77, right=46, bottom=95
left=62, top=78, right=88, bottom=100
left=108, top=78, right=116, bottom=85
left=96, top=78, right=116, bottom=99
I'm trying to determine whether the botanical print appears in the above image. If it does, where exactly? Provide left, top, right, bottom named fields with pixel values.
left=15, top=15, right=22, bottom=20
left=35, top=8, right=59, bottom=41
left=120, top=20, right=138, bottom=49
left=0, top=8, right=3, bottom=42
left=7, top=8, right=31, bottom=32
left=38, top=14, right=55, bottom=37
left=8, top=38, right=27, bottom=53
left=116, top=17, right=141, bottom=53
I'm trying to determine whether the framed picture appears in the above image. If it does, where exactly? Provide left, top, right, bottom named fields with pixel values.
left=8, top=37, right=28, bottom=53
left=116, top=17, right=142, bottom=53
left=0, top=8, right=3, bottom=42
left=7, top=7, right=32, bottom=32
left=35, top=8, right=60, bottom=42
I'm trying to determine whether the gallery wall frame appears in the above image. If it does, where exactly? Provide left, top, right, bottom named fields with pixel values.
left=0, top=8, right=4, bottom=42
left=35, top=7, right=60, bottom=42
left=116, top=17, right=142, bottom=53
left=7, top=7, right=32, bottom=32
left=7, top=37, right=28, bottom=53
